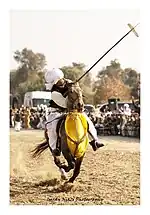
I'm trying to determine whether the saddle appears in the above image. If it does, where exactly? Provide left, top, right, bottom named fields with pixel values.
left=56, top=112, right=89, bottom=158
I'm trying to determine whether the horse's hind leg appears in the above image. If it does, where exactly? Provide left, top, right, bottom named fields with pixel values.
left=53, top=156, right=69, bottom=171
left=53, top=156, right=68, bottom=180
left=68, top=155, right=84, bottom=183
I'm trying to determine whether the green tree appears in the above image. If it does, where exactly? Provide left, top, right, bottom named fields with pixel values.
left=14, top=48, right=46, bottom=72
left=10, top=70, right=17, bottom=94
left=60, top=62, right=85, bottom=81
left=60, top=63, right=94, bottom=104
left=97, top=59, right=123, bottom=80
left=10, top=48, right=47, bottom=101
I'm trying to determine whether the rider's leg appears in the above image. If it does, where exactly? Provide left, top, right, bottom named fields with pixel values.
left=83, top=113, right=104, bottom=151
left=47, top=112, right=62, bottom=156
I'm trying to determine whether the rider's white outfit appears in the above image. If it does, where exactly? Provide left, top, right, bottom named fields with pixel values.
left=45, top=68, right=99, bottom=151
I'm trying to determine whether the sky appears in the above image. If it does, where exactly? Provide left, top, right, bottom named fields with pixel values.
left=10, top=10, right=140, bottom=76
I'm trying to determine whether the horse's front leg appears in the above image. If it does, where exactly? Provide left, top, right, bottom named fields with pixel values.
left=68, top=155, right=84, bottom=183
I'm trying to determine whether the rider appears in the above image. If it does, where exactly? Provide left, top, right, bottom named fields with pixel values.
left=45, top=68, right=104, bottom=156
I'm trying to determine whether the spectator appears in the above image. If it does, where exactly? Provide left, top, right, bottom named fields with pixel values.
left=119, top=103, right=131, bottom=116
left=14, top=110, right=21, bottom=131
left=24, top=107, right=31, bottom=129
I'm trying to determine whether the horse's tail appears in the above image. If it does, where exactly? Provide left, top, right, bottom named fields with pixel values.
left=31, top=139, right=49, bottom=158
left=31, top=129, right=50, bottom=158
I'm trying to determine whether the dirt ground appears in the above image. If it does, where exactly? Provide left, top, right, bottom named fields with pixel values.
left=10, top=129, right=140, bottom=205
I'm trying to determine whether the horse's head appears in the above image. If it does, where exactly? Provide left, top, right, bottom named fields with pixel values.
left=66, top=82, right=84, bottom=112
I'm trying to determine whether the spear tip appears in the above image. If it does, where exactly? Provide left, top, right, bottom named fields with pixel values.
left=127, top=23, right=139, bottom=37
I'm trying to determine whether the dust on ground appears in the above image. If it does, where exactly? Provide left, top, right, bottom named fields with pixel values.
left=10, top=129, right=140, bottom=205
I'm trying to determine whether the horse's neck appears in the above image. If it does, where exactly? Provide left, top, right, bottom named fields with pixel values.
left=67, top=97, right=84, bottom=112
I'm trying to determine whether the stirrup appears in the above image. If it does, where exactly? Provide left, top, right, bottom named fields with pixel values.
left=89, top=140, right=104, bottom=151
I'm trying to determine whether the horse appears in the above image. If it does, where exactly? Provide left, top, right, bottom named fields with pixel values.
left=31, top=81, right=90, bottom=183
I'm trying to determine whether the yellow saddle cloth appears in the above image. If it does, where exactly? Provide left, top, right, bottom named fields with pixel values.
left=65, top=112, right=89, bottom=158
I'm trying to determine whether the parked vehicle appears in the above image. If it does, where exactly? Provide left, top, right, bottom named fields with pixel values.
left=24, top=91, right=51, bottom=108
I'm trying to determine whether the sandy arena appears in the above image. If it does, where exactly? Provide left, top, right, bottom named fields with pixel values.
left=10, top=129, right=140, bottom=205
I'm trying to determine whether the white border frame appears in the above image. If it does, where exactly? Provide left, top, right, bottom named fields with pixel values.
left=1, top=0, right=149, bottom=214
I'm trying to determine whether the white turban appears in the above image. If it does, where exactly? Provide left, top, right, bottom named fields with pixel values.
left=45, top=68, right=64, bottom=91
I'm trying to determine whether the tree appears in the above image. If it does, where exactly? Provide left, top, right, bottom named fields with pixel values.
left=123, top=68, right=138, bottom=87
left=94, top=76, right=131, bottom=104
left=10, top=48, right=47, bottom=101
left=13, top=48, right=46, bottom=86
left=10, top=52, right=140, bottom=106
left=60, top=62, right=85, bottom=81
left=60, top=63, right=94, bottom=104
left=94, top=59, right=140, bottom=103
left=14, top=48, right=46, bottom=72
left=10, top=70, right=17, bottom=94
left=122, top=68, right=140, bottom=99
left=97, top=59, right=123, bottom=80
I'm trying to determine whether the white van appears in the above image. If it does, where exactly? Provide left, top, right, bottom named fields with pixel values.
left=24, top=91, right=51, bottom=108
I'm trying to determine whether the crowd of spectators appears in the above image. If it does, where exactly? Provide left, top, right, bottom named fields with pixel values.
left=10, top=105, right=48, bottom=131
left=10, top=102, right=140, bottom=138
left=86, top=103, right=140, bottom=138
left=88, top=112, right=140, bottom=138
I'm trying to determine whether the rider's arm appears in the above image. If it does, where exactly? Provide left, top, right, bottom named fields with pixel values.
left=49, top=99, right=66, bottom=111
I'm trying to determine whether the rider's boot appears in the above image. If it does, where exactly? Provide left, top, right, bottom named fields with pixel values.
left=89, top=140, right=104, bottom=151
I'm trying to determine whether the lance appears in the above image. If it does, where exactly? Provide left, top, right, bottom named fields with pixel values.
left=75, top=23, right=139, bottom=83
